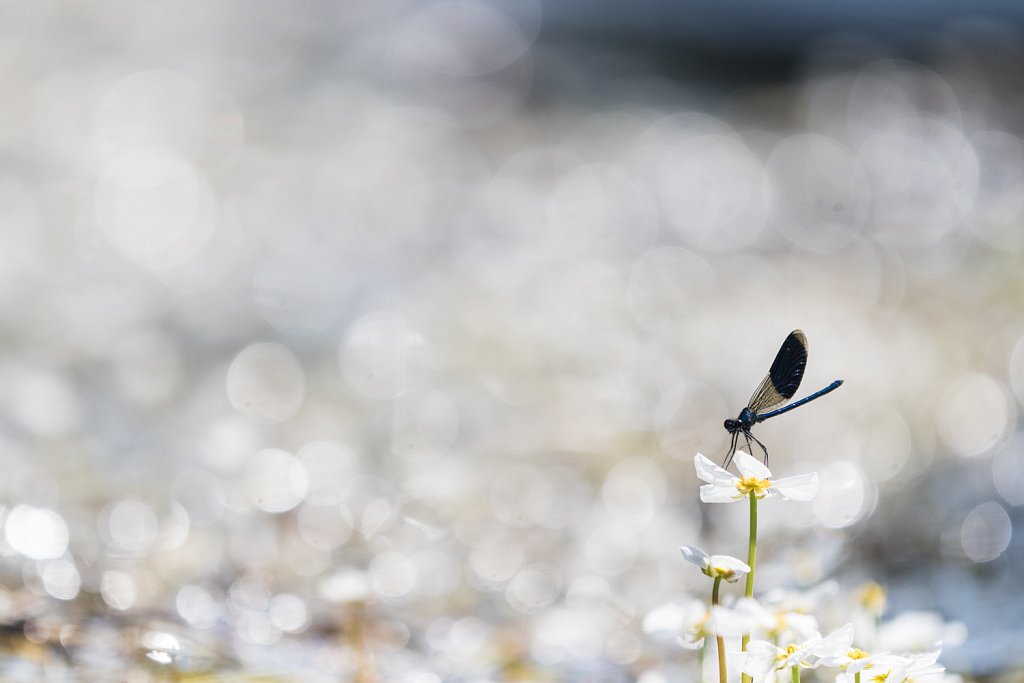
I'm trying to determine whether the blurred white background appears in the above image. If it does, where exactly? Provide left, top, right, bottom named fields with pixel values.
left=0, top=1, right=1022, bottom=680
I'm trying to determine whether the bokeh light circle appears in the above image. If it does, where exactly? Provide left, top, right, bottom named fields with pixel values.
left=812, top=460, right=873, bottom=528
left=852, top=407, right=912, bottom=481
left=391, top=389, right=459, bottom=463
left=104, top=498, right=159, bottom=554
left=969, top=131, right=1024, bottom=252
left=369, top=551, right=418, bottom=599
left=94, top=147, right=216, bottom=269
left=1007, top=332, right=1024, bottom=407
left=242, top=449, right=308, bottom=513
left=601, top=457, right=666, bottom=528
left=340, top=312, right=432, bottom=400
left=765, top=134, right=869, bottom=252
left=506, top=564, right=561, bottom=614
left=992, top=436, right=1024, bottom=506
left=936, top=372, right=1011, bottom=457
left=657, top=133, right=767, bottom=250
left=102, top=571, right=138, bottom=611
left=4, top=506, right=69, bottom=560
left=297, top=440, right=359, bottom=506
left=226, top=342, right=306, bottom=423
left=960, top=501, right=1011, bottom=563
left=269, top=593, right=310, bottom=633
left=40, top=559, right=80, bottom=601
left=490, top=465, right=553, bottom=528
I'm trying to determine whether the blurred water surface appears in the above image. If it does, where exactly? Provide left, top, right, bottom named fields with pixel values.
left=0, top=1, right=1023, bottom=680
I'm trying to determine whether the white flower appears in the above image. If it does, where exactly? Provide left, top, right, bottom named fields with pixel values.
left=732, top=595, right=820, bottom=644
left=738, top=624, right=854, bottom=681
left=683, top=603, right=763, bottom=649
left=695, top=451, right=819, bottom=503
left=877, top=612, right=966, bottom=653
left=728, top=597, right=778, bottom=635
left=835, top=650, right=945, bottom=683
left=643, top=600, right=760, bottom=650
left=676, top=604, right=712, bottom=650
left=899, top=650, right=945, bottom=682
left=643, top=599, right=706, bottom=643
left=760, top=581, right=838, bottom=615
left=679, top=545, right=751, bottom=583
left=821, top=646, right=877, bottom=683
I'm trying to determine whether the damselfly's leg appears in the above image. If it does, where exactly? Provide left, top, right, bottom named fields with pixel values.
left=748, top=431, right=769, bottom=465
left=722, top=431, right=739, bottom=470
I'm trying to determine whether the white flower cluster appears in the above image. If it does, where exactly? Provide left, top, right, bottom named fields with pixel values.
left=642, top=451, right=964, bottom=683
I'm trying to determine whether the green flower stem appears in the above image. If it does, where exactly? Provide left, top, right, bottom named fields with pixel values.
left=711, top=576, right=727, bottom=683
left=741, top=490, right=759, bottom=683
left=855, top=673, right=861, bottom=683
left=791, top=666, right=800, bottom=683
left=745, top=490, right=758, bottom=597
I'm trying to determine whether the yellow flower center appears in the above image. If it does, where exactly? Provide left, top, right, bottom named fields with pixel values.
left=857, top=582, right=887, bottom=616
left=766, top=613, right=786, bottom=638
left=736, top=476, right=771, bottom=497
left=848, top=649, right=870, bottom=660
left=871, top=671, right=892, bottom=683
left=708, top=566, right=735, bottom=580
left=775, top=644, right=800, bottom=662
left=694, top=612, right=710, bottom=636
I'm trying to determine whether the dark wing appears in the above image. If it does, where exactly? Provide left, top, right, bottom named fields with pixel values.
left=746, top=330, right=808, bottom=413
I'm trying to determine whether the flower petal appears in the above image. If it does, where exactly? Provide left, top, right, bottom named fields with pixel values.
left=738, top=640, right=783, bottom=678
left=844, top=655, right=880, bottom=675
left=643, top=599, right=707, bottom=639
left=733, top=450, right=772, bottom=479
left=694, top=453, right=734, bottom=484
left=642, top=603, right=690, bottom=636
left=711, top=604, right=759, bottom=638
left=783, top=612, right=821, bottom=642
left=700, top=482, right=743, bottom=503
left=677, top=634, right=704, bottom=650
left=810, top=623, right=855, bottom=658
left=708, top=554, right=751, bottom=577
left=772, top=472, right=819, bottom=501
left=679, top=545, right=710, bottom=570
left=910, top=649, right=942, bottom=667
left=732, top=597, right=776, bottom=631
left=884, top=663, right=908, bottom=683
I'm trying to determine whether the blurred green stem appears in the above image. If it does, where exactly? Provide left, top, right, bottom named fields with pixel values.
left=744, top=490, right=758, bottom=597
left=741, top=490, right=758, bottom=683
left=791, top=666, right=800, bottom=683
left=712, top=576, right=727, bottom=683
